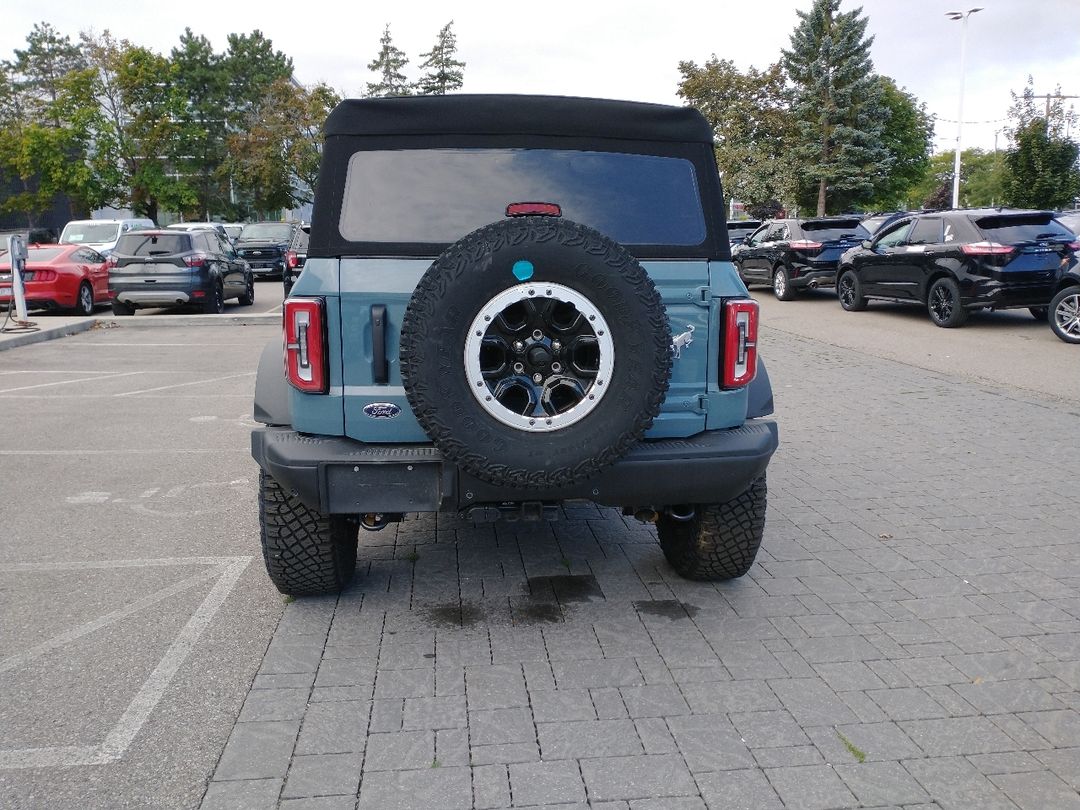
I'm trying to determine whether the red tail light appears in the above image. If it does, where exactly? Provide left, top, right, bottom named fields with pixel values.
left=284, top=297, right=328, bottom=394
left=184, top=253, right=208, bottom=267
left=33, top=269, right=57, bottom=281
left=962, top=241, right=1014, bottom=256
left=506, top=202, right=562, bottom=217
left=722, top=299, right=759, bottom=389
left=285, top=250, right=299, bottom=269
left=1068, top=241, right=1080, bottom=251
left=789, top=240, right=823, bottom=251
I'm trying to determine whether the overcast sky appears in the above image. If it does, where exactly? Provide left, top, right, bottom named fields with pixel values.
left=3, top=0, right=1078, bottom=155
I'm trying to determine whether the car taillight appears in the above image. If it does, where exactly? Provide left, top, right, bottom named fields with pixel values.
left=285, top=250, right=299, bottom=269
left=789, top=240, right=823, bottom=251
left=962, top=242, right=1015, bottom=255
left=722, top=299, right=759, bottom=389
left=185, top=253, right=208, bottom=267
left=33, top=269, right=57, bottom=281
left=284, top=297, right=328, bottom=394
left=1068, top=241, right=1080, bottom=252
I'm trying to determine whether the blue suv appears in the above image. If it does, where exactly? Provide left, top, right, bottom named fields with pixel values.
left=251, top=95, right=778, bottom=595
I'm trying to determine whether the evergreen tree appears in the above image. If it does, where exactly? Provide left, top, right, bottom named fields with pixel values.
left=782, top=0, right=891, bottom=214
left=416, top=21, right=464, bottom=95
left=366, top=25, right=411, bottom=97
left=8, top=22, right=86, bottom=125
left=1002, top=78, right=1080, bottom=210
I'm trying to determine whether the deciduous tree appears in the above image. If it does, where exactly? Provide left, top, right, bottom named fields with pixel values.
left=1002, top=78, right=1080, bottom=210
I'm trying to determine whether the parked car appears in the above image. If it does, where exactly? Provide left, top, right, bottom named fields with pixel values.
left=281, top=225, right=310, bottom=297
left=166, top=222, right=231, bottom=241
left=726, top=219, right=761, bottom=248
left=0, top=243, right=109, bottom=315
left=1049, top=265, right=1080, bottom=344
left=249, top=94, right=778, bottom=596
left=59, top=218, right=155, bottom=256
left=837, top=208, right=1079, bottom=327
left=220, top=223, right=245, bottom=242
left=107, top=229, right=254, bottom=315
left=235, top=221, right=304, bottom=280
left=732, top=216, right=869, bottom=300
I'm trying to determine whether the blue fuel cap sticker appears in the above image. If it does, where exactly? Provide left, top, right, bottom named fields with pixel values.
left=512, top=260, right=534, bottom=281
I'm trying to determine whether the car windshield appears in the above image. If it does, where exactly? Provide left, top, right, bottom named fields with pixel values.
left=115, top=233, right=190, bottom=256
left=338, top=148, right=707, bottom=246
left=240, top=223, right=293, bottom=241
left=975, top=214, right=1075, bottom=244
left=222, top=225, right=244, bottom=240
left=800, top=219, right=869, bottom=241
left=61, top=223, right=120, bottom=244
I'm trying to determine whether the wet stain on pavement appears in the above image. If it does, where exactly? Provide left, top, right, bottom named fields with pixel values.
left=527, top=574, right=604, bottom=603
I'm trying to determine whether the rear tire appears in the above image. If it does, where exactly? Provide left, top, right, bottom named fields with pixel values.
left=111, top=299, right=135, bottom=316
left=837, top=269, right=867, bottom=311
left=73, top=281, right=94, bottom=316
left=258, top=470, right=359, bottom=596
left=927, top=277, right=967, bottom=328
left=773, top=268, right=797, bottom=301
left=1049, top=286, right=1080, bottom=344
left=657, top=476, right=767, bottom=581
left=204, top=282, right=225, bottom=314
left=238, top=277, right=255, bottom=306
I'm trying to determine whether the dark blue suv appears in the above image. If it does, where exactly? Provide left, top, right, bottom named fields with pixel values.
left=250, top=95, right=778, bottom=595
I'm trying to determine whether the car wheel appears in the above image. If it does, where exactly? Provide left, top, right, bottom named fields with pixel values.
left=238, top=277, right=255, bottom=306
left=927, top=277, right=968, bottom=328
left=837, top=269, right=867, bottom=311
left=1028, top=306, right=1049, bottom=322
left=73, top=281, right=95, bottom=316
left=258, top=470, right=358, bottom=596
left=657, top=476, right=767, bottom=580
left=111, top=299, right=135, bottom=316
left=772, top=267, right=797, bottom=301
left=204, top=282, right=225, bottom=314
left=400, top=216, right=671, bottom=489
left=1049, top=286, right=1080, bottom=344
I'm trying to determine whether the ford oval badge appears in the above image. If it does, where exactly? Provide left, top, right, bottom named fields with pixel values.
left=363, top=402, right=401, bottom=419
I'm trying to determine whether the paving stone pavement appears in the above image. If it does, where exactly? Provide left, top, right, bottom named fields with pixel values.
left=201, top=327, right=1080, bottom=809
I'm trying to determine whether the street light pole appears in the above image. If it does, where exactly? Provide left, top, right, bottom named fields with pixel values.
left=947, top=7, right=983, bottom=209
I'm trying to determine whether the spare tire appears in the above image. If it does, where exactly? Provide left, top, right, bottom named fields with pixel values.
left=400, top=216, right=671, bottom=488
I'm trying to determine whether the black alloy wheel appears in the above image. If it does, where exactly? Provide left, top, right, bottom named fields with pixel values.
left=927, top=277, right=967, bottom=328
left=837, top=270, right=867, bottom=312
left=204, top=282, right=225, bottom=314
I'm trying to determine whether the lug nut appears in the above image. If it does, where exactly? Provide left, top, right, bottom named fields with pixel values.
left=551, top=362, right=562, bottom=373
left=513, top=362, right=525, bottom=373
left=532, top=373, right=543, bottom=383
left=551, top=340, right=562, bottom=352
left=512, top=340, right=525, bottom=352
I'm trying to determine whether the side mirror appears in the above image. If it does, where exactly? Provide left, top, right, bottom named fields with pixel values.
left=861, top=239, right=873, bottom=250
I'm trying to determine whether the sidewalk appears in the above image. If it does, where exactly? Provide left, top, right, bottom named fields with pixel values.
left=0, top=310, right=279, bottom=352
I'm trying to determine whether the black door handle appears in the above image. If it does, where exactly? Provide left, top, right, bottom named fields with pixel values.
left=371, top=304, right=388, bottom=384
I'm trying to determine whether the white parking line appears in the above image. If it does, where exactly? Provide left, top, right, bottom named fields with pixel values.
left=0, top=556, right=253, bottom=769
left=0, top=371, right=142, bottom=394
left=114, top=372, right=255, bottom=397
left=0, top=449, right=248, bottom=455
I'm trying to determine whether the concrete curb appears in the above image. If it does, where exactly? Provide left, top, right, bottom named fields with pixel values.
left=0, top=312, right=279, bottom=352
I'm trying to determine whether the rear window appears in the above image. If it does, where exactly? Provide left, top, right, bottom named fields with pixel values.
left=115, top=233, right=191, bottom=256
left=1057, top=212, right=1080, bottom=235
left=61, top=222, right=120, bottom=244
left=800, top=219, right=868, bottom=241
left=338, top=148, right=707, bottom=246
left=241, top=223, right=294, bottom=241
left=974, top=214, right=1075, bottom=244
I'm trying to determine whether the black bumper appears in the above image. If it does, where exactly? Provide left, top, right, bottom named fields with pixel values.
left=251, top=421, right=778, bottom=514
left=790, top=267, right=837, bottom=289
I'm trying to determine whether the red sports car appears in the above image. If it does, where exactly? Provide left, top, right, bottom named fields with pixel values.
left=0, top=243, right=110, bottom=316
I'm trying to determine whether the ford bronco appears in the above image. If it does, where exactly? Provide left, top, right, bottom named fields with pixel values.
left=251, top=95, right=778, bottom=595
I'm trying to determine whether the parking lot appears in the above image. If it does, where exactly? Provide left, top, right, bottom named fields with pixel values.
left=2, top=284, right=1079, bottom=809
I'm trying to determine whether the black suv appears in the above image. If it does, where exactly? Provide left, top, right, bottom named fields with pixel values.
left=108, top=230, right=254, bottom=315
left=235, top=222, right=304, bottom=280
left=249, top=94, right=778, bottom=596
left=726, top=219, right=761, bottom=249
left=733, top=217, right=869, bottom=300
left=837, top=209, right=1079, bottom=327
left=281, top=225, right=310, bottom=297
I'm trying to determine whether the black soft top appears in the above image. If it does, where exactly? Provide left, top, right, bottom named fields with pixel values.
left=324, top=95, right=714, bottom=144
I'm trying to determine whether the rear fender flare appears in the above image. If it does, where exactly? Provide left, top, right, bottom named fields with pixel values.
left=253, top=340, right=291, bottom=426
left=746, top=357, right=774, bottom=419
